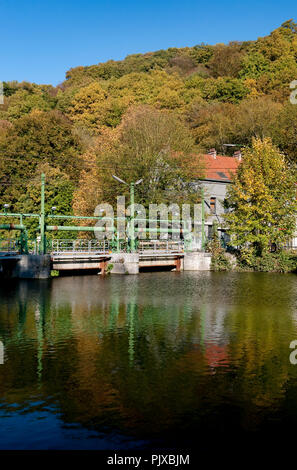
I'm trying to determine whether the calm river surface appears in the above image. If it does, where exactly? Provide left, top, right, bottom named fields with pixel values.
left=0, top=272, right=297, bottom=449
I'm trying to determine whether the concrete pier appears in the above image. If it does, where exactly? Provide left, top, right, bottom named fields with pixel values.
left=0, top=254, right=51, bottom=279
left=110, top=253, right=139, bottom=274
left=13, top=255, right=51, bottom=279
left=183, top=252, right=211, bottom=271
left=0, top=250, right=212, bottom=278
left=110, top=252, right=211, bottom=274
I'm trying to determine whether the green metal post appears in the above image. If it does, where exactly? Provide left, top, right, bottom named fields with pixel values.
left=40, top=173, right=46, bottom=255
left=201, top=187, right=205, bottom=251
left=19, top=214, right=25, bottom=253
left=130, top=182, right=135, bottom=252
left=20, top=229, right=28, bottom=254
left=116, top=230, right=120, bottom=252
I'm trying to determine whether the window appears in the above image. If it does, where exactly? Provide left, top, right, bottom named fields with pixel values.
left=208, top=225, right=213, bottom=239
left=210, top=197, right=216, bottom=214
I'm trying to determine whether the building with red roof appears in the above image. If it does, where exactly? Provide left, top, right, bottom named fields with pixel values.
left=197, top=148, right=297, bottom=250
left=203, top=149, right=240, bottom=182
left=199, top=148, right=241, bottom=247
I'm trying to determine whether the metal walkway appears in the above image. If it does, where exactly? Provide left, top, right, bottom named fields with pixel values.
left=0, top=238, right=185, bottom=272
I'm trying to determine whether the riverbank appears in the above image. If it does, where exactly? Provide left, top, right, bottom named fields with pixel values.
left=210, top=249, right=297, bottom=273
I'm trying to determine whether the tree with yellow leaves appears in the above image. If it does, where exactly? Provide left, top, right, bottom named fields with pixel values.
left=225, top=137, right=297, bottom=256
left=68, top=82, right=108, bottom=130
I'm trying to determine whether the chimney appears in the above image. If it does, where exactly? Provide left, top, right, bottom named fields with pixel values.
left=234, top=150, right=242, bottom=161
left=208, top=148, right=217, bottom=159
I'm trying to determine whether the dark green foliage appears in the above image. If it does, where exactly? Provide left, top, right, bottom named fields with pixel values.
left=3, top=81, right=18, bottom=97
left=239, top=52, right=271, bottom=79
left=17, top=163, right=75, bottom=238
left=0, top=110, right=82, bottom=227
left=189, top=44, right=214, bottom=64
left=238, top=249, right=297, bottom=273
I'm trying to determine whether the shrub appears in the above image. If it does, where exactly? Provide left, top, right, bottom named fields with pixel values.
left=237, top=248, right=297, bottom=273
left=207, top=222, right=232, bottom=271
left=255, top=251, right=296, bottom=273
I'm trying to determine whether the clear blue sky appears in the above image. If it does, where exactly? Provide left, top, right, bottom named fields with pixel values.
left=0, top=0, right=296, bottom=86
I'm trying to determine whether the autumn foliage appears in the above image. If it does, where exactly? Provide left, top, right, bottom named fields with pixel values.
left=0, top=20, right=297, bottom=233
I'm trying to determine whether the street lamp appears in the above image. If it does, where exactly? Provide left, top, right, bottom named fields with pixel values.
left=222, top=143, right=245, bottom=147
left=222, top=143, right=245, bottom=156
left=3, top=204, right=10, bottom=215
left=112, top=175, right=143, bottom=186
left=112, top=175, right=128, bottom=185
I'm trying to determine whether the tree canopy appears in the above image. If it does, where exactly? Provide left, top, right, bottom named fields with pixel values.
left=0, top=20, right=296, bottom=226
left=224, top=138, right=297, bottom=256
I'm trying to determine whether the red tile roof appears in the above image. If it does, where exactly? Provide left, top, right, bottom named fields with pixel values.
left=202, top=154, right=240, bottom=182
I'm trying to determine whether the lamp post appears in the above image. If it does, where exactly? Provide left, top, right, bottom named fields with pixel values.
left=3, top=204, right=10, bottom=215
left=40, top=173, right=46, bottom=255
left=201, top=187, right=205, bottom=251
left=112, top=175, right=143, bottom=252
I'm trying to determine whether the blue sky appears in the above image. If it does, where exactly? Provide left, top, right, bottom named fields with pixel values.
left=0, top=0, right=296, bottom=86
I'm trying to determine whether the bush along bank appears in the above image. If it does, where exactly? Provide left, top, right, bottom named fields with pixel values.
left=209, top=246, right=297, bottom=273
left=207, top=224, right=297, bottom=273
left=235, top=248, right=297, bottom=273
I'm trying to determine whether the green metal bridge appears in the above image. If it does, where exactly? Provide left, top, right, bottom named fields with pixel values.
left=0, top=173, right=204, bottom=257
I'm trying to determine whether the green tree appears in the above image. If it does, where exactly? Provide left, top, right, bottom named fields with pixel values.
left=239, top=52, right=271, bottom=79
left=225, top=138, right=297, bottom=256
left=17, top=163, right=75, bottom=238
left=0, top=110, right=83, bottom=214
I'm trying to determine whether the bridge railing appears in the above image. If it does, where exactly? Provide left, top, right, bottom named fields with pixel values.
left=50, top=239, right=110, bottom=255
left=0, top=238, right=186, bottom=255
left=138, top=240, right=184, bottom=254
left=0, top=239, right=19, bottom=254
left=50, top=239, right=185, bottom=255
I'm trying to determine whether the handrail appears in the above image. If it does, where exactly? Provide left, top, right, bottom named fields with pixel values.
left=50, top=239, right=110, bottom=255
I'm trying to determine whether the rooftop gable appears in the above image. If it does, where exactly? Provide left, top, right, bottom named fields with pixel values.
left=202, top=153, right=240, bottom=182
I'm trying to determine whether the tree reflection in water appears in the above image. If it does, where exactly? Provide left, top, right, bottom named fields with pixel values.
left=0, top=272, right=297, bottom=448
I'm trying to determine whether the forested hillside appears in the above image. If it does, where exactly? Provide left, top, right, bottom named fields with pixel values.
left=1, top=19, right=297, bottom=220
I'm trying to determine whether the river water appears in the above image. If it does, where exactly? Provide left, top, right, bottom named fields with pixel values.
left=0, top=272, right=297, bottom=449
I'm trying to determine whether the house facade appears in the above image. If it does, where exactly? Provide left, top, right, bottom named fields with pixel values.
left=200, top=148, right=240, bottom=247
left=198, top=148, right=297, bottom=250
